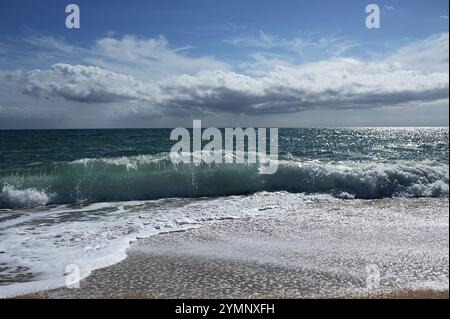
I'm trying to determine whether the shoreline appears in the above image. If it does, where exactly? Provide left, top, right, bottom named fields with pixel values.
left=11, top=197, right=448, bottom=299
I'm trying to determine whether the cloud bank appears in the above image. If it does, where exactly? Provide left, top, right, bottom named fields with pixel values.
left=1, top=32, right=449, bottom=125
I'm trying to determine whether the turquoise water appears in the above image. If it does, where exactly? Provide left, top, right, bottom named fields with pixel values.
left=0, top=128, right=448, bottom=208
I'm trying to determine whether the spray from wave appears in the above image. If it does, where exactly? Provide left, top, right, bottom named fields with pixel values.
left=0, top=153, right=448, bottom=209
left=0, top=184, right=52, bottom=209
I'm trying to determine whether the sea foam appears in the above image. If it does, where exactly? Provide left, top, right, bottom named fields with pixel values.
left=0, top=184, right=51, bottom=209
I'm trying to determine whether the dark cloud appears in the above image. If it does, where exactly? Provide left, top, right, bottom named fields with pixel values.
left=7, top=58, right=448, bottom=118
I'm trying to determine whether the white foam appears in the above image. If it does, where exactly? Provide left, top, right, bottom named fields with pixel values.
left=0, top=192, right=448, bottom=298
left=0, top=184, right=51, bottom=209
left=0, top=192, right=314, bottom=298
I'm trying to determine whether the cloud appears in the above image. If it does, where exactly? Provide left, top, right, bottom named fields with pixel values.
left=88, top=35, right=229, bottom=79
left=386, top=32, right=449, bottom=72
left=2, top=32, right=449, bottom=123
left=157, top=59, right=448, bottom=115
left=8, top=57, right=448, bottom=116
left=225, top=31, right=362, bottom=56
left=1, top=34, right=229, bottom=80
left=7, top=63, right=160, bottom=104
left=23, top=35, right=75, bottom=54
left=384, top=5, right=395, bottom=11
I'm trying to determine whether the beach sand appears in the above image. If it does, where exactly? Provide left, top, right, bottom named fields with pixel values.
left=16, top=197, right=450, bottom=299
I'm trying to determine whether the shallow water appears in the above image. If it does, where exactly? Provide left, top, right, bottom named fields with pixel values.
left=42, top=196, right=449, bottom=299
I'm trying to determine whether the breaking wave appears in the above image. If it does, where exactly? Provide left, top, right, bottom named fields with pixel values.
left=0, top=153, right=448, bottom=208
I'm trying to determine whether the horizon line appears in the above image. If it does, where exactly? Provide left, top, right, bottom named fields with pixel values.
left=0, top=126, right=449, bottom=131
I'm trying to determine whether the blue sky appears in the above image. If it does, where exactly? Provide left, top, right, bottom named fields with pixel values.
left=0, top=0, right=448, bottom=128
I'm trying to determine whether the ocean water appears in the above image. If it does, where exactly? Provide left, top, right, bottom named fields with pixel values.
left=0, top=128, right=448, bottom=297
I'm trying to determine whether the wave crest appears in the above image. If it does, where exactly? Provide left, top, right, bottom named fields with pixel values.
left=0, top=154, right=448, bottom=208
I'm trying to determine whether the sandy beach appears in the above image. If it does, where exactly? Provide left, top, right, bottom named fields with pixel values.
left=19, top=197, right=448, bottom=299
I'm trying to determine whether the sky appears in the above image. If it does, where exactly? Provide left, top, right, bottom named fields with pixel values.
left=0, top=0, right=448, bottom=128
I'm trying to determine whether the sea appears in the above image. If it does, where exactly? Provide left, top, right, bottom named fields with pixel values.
left=0, top=128, right=448, bottom=297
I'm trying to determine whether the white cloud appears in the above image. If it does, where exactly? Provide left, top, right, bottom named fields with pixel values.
left=7, top=63, right=160, bottom=104
left=3, top=34, right=229, bottom=80
left=23, top=35, right=75, bottom=54
left=88, top=35, right=229, bottom=79
left=225, top=31, right=362, bottom=56
left=386, top=32, right=449, bottom=72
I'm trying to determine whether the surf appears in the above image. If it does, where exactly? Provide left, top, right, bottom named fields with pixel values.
left=0, top=153, right=448, bottom=209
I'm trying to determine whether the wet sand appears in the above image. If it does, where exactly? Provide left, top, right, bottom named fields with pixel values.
left=24, top=197, right=449, bottom=299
